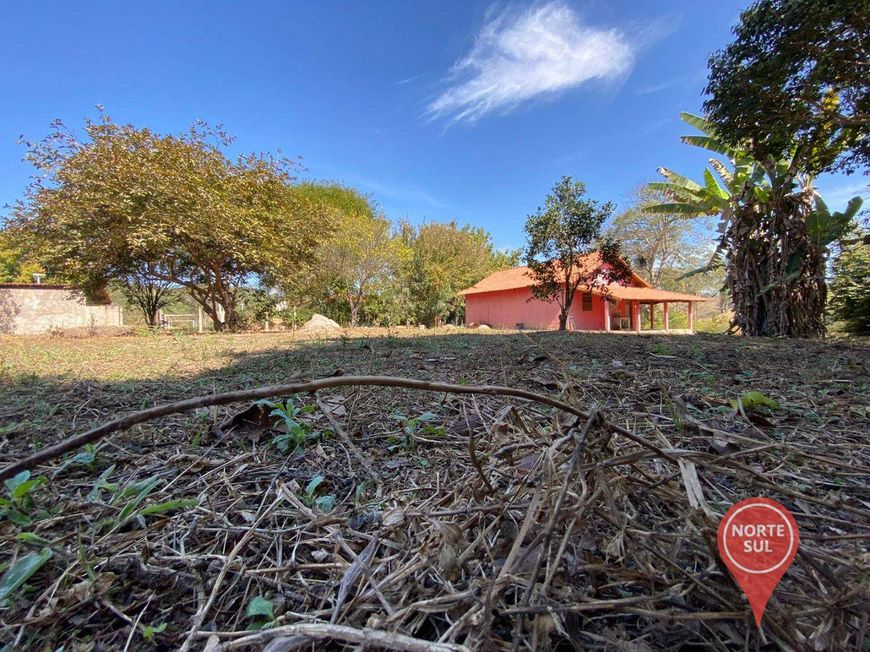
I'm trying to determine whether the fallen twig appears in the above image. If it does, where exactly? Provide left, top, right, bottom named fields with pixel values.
left=0, top=375, right=591, bottom=482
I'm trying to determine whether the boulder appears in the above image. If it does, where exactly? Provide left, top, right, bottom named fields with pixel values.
left=301, top=313, right=341, bottom=331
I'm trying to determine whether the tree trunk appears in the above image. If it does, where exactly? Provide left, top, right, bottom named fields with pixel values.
left=145, top=306, right=159, bottom=328
left=558, top=310, right=568, bottom=331
left=348, top=290, right=363, bottom=328
left=726, top=191, right=826, bottom=337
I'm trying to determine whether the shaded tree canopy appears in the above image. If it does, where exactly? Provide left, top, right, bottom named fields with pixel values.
left=119, top=263, right=178, bottom=328
left=704, top=0, right=870, bottom=174
left=8, top=114, right=324, bottom=330
left=524, top=176, right=630, bottom=331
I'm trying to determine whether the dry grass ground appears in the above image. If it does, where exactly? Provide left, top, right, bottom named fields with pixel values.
left=0, top=329, right=868, bottom=650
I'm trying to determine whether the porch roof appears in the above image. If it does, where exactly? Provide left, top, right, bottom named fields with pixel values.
left=601, top=285, right=710, bottom=303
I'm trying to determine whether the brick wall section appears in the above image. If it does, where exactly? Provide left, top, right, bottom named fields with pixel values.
left=0, top=286, right=123, bottom=335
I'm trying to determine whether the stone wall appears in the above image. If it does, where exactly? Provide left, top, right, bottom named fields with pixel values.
left=0, top=285, right=123, bottom=335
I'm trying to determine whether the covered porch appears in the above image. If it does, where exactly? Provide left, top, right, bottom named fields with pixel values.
left=598, top=286, right=708, bottom=334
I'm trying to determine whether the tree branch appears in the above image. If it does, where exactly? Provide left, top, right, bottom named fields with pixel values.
left=0, top=375, right=675, bottom=482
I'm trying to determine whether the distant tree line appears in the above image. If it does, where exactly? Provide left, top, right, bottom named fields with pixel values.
left=0, top=112, right=519, bottom=330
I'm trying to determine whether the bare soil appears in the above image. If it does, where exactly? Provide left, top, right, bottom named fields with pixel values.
left=0, top=329, right=868, bottom=650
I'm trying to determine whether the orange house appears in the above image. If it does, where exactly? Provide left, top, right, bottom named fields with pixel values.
left=459, top=259, right=708, bottom=332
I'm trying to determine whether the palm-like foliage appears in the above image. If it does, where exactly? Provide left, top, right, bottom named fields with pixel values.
left=647, top=113, right=862, bottom=337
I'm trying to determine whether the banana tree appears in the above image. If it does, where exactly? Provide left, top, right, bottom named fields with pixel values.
left=647, top=112, right=861, bottom=337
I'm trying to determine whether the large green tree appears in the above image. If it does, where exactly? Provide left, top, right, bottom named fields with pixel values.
left=704, top=0, right=870, bottom=174
left=290, top=183, right=407, bottom=327
left=407, top=221, right=516, bottom=326
left=524, top=176, right=630, bottom=331
left=9, top=115, right=323, bottom=330
left=649, top=113, right=862, bottom=336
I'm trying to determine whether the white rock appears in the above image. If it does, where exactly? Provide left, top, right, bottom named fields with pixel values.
left=301, top=313, right=341, bottom=331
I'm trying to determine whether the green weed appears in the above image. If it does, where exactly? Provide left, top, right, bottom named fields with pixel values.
left=301, top=475, right=336, bottom=513
left=0, top=471, right=47, bottom=526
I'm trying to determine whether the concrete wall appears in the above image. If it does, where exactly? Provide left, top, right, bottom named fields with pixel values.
left=0, top=286, right=123, bottom=335
left=465, top=287, right=607, bottom=330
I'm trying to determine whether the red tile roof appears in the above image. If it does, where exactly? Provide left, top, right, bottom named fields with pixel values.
left=459, top=260, right=709, bottom=303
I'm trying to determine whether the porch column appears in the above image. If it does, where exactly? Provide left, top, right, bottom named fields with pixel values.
left=633, top=301, right=641, bottom=333
left=688, top=302, right=694, bottom=332
left=663, top=302, right=669, bottom=332
left=649, top=304, right=654, bottom=330
left=604, top=302, right=611, bottom=331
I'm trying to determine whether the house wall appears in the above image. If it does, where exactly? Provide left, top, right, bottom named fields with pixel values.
left=465, top=287, right=607, bottom=330
left=0, top=287, right=123, bottom=335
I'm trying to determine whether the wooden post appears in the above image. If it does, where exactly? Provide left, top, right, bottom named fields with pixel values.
left=633, top=301, right=641, bottom=333
left=688, top=302, right=694, bottom=332
left=604, top=301, right=611, bottom=331
left=663, top=302, right=669, bottom=332
left=649, top=304, right=654, bottom=330
left=197, top=306, right=204, bottom=333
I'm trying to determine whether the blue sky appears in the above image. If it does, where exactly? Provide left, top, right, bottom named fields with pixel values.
left=0, top=1, right=866, bottom=251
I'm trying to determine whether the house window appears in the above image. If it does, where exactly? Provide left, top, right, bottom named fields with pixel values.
left=581, top=293, right=593, bottom=311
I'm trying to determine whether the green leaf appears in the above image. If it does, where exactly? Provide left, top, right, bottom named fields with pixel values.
left=15, top=532, right=52, bottom=545
left=416, top=412, right=437, bottom=422
left=5, top=510, right=32, bottom=527
left=732, top=391, right=780, bottom=411
left=4, top=471, right=30, bottom=496
left=680, top=111, right=714, bottom=134
left=304, top=475, right=324, bottom=498
left=117, top=477, right=162, bottom=523
left=138, top=498, right=199, bottom=518
left=657, top=167, right=703, bottom=192
left=703, top=169, right=730, bottom=200
left=354, top=481, right=367, bottom=504
left=246, top=596, right=274, bottom=620
left=644, top=202, right=707, bottom=216
left=143, top=622, right=167, bottom=639
left=314, top=494, right=336, bottom=513
left=0, top=547, right=52, bottom=602
left=11, top=478, right=45, bottom=501
left=680, top=135, right=732, bottom=156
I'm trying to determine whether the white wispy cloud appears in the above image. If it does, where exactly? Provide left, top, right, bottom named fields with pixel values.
left=635, top=71, right=704, bottom=96
left=427, top=2, right=634, bottom=123
left=816, top=180, right=870, bottom=212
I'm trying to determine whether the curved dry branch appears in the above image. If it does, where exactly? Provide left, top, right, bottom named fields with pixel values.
left=0, top=376, right=592, bottom=482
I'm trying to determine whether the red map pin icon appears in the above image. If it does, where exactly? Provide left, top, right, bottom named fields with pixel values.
left=717, top=497, right=799, bottom=626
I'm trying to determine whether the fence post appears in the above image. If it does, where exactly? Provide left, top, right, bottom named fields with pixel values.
left=197, top=306, right=204, bottom=333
